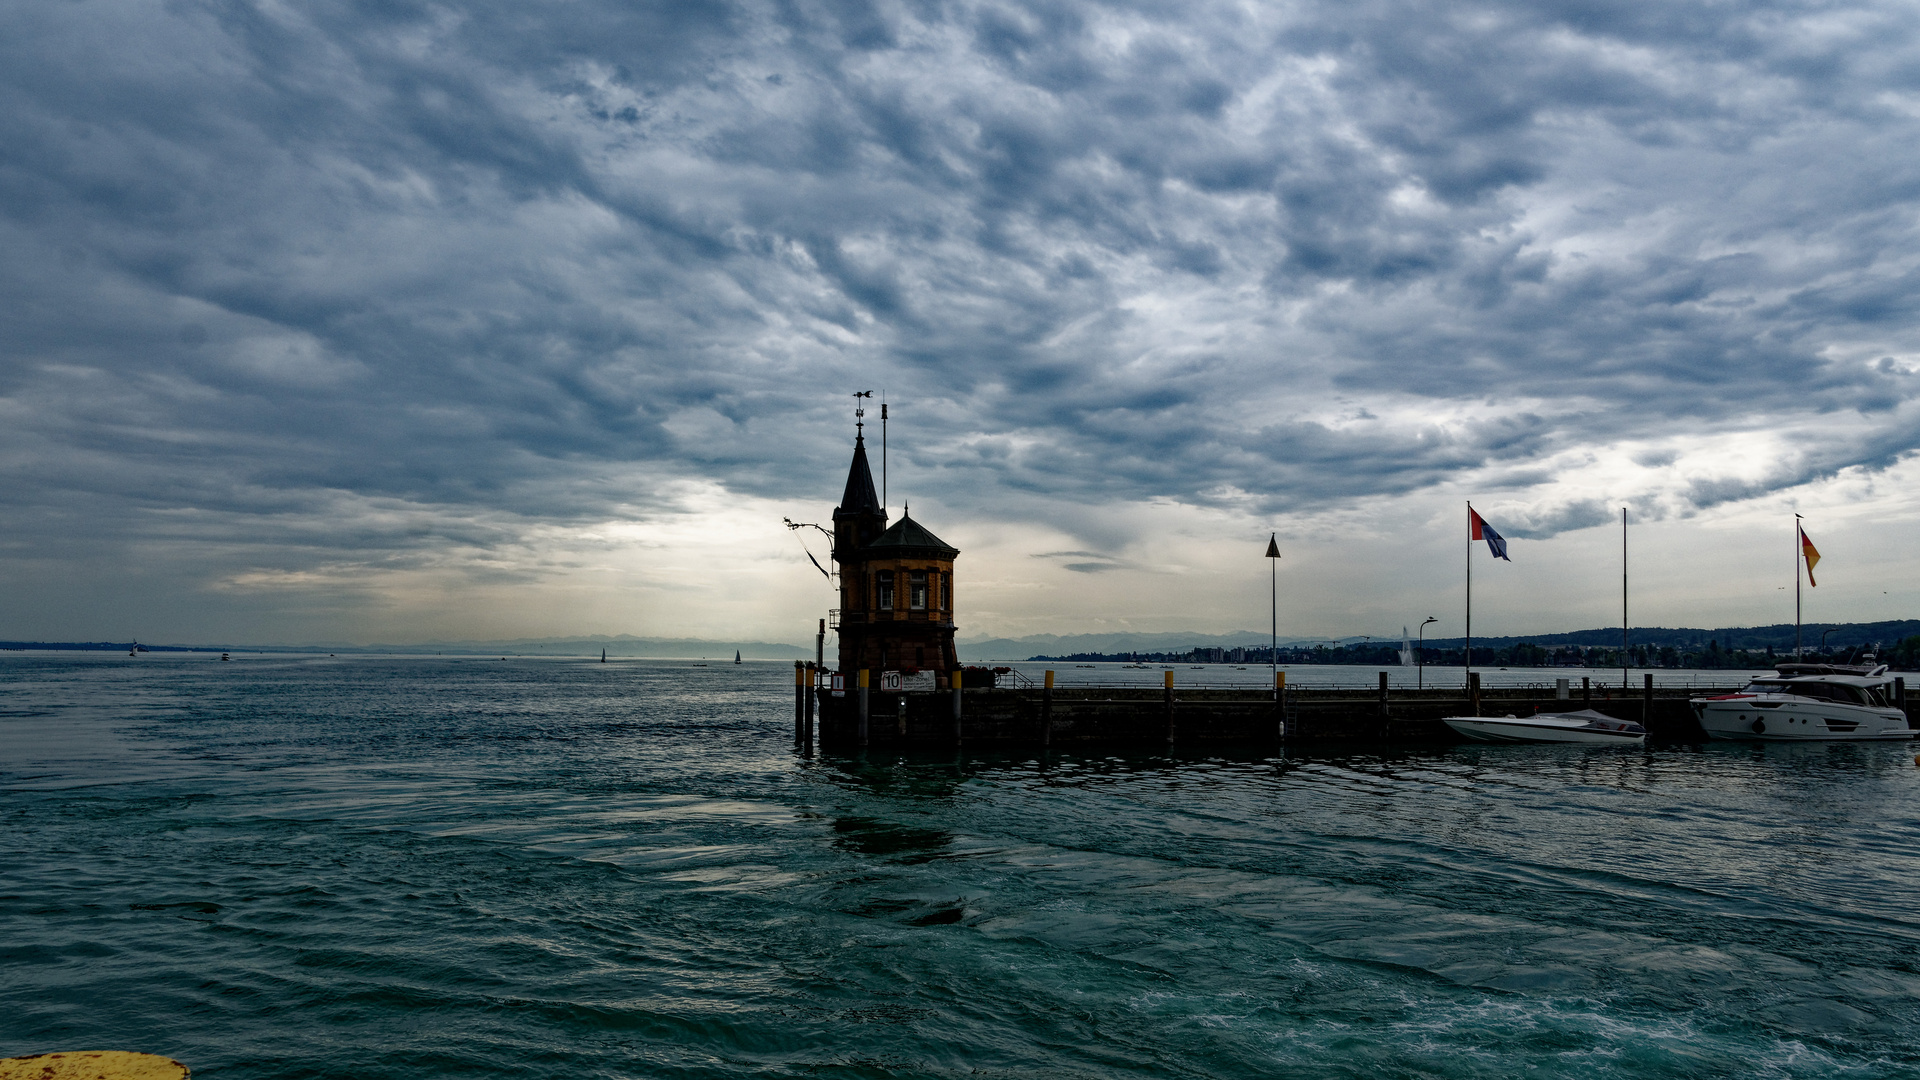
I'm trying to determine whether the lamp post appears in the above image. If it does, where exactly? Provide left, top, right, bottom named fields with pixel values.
left=1820, top=627, right=1840, bottom=658
left=1417, top=617, right=1437, bottom=690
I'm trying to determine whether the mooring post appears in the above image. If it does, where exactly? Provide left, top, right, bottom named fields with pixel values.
left=858, top=669, right=870, bottom=747
left=1582, top=676, right=1591, bottom=707
left=1378, top=670, right=1390, bottom=740
left=1275, top=671, right=1288, bottom=739
left=1042, top=670, right=1054, bottom=747
left=794, top=662, right=805, bottom=742
left=1469, top=671, right=1482, bottom=716
left=805, top=665, right=816, bottom=747
left=1643, top=672, right=1654, bottom=727
left=897, top=693, right=908, bottom=737
left=951, top=670, right=963, bottom=744
left=803, top=670, right=815, bottom=750
left=1164, top=670, right=1176, bottom=745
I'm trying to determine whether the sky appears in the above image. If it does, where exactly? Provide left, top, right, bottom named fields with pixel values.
left=3, top=0, right=1920, bottom=647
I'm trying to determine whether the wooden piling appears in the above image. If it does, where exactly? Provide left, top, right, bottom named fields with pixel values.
left=951, top=670, right=963, bottom=744
left=857, top=669, right=870, bottom=747
left=1275, top=671, right=1288, bottom=740
left=803, top=672, right=815, bottom=750
left=1643, top=672, right=1653, bottom=725
left=794, top=662, right=805, bottom=742
left=1581, top=676, right=1591, bottom=707
left=1042, top=670, right=1054, bottom=747
left=1164, top=669, right=1175, bottom=745
left=804, top=665, right=816, bottom=748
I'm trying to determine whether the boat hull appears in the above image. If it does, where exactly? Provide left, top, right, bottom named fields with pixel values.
left=1443, top=714, right=1646, bottom=745
left=1692, top=696, right=1914, bottom=741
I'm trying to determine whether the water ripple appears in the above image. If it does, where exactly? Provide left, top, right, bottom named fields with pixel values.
left=3, top=655, right=1919, bottom=1077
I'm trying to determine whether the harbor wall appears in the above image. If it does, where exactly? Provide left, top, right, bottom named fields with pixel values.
left=811, top=683, right=1783, bottom=749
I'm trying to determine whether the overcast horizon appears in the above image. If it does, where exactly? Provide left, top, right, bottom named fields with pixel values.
left=6, top=0, right=1920, bottom=647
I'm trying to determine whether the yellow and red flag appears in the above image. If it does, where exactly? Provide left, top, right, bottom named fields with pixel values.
left=1800, top=526, right=1821, bottom=587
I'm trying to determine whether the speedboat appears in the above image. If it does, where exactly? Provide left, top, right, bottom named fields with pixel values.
left=1444, top=709, right=1646, bottom=745
left=1691, top=663, right=1914, bottom=741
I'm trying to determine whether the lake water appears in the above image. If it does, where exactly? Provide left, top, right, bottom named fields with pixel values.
left=5, top=654, right=1920, bottom=1078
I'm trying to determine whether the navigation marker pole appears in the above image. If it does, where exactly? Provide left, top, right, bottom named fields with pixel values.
left=1265, top=533, right=1282, bottom=694
left=1622, top=507, right=1629, bottom=692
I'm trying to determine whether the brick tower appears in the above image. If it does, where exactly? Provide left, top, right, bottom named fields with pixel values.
left=831, top=433, right=959, bottom=677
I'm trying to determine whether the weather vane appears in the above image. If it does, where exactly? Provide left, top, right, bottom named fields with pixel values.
left=853, top=390, right=872, bottom=434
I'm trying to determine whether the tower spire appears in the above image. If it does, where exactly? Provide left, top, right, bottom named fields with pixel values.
left=833, top=394, right=887, bottom=560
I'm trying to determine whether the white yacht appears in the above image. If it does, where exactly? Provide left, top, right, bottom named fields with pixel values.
left=1443, top=709, right=1647, bottom=745
left=1691, top=664, right=1914, bottom=741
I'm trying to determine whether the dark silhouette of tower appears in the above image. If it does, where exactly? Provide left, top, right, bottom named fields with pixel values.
left=831, top=432, right=959, bottom=676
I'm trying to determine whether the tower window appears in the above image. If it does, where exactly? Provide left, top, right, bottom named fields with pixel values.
left=877, top=571, right=894, bottom=611
left=909, top=571, right=928, bottom=610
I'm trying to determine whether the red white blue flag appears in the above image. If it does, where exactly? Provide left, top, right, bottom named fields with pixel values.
left=1470, top=508, right=1511, bottom=561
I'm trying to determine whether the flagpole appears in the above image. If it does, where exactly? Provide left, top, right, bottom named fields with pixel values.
left=1465, top=501, right=1473, bottom=691
left=1622, top=507, right=1629, bottom=692
left=1794, top=513, right=1803, bottom=659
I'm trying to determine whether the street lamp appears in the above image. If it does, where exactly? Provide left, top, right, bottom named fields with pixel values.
left=1417, top=617, right=1438, bottom=690
left=1820, top=627, right=1840, bottom=657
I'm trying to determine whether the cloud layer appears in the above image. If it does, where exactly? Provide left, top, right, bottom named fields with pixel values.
left=4, top=0, right=1920, bottom=640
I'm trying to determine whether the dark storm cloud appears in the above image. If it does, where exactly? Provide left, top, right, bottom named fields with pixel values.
left=5, top=0, right=1920, bottom=604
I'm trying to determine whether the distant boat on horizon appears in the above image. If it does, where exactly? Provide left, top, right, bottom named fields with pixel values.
left=601, top=648, right=607, bottom=663
left=735, top=650, right=742, bottom=665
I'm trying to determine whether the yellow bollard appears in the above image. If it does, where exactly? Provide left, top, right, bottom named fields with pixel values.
left=1276, top=671, right=1286, bottom=690
left=1, top=1053, right=188, bottom=1080
left=1044, top=670, right=1055, bottom=689
left=1164, top=669, right=1174, bottom=690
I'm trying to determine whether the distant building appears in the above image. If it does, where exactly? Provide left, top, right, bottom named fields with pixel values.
left=830, top=430, right=960, bottom=676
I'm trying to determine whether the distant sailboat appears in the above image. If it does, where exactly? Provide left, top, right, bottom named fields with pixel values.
left=600, top=648, right=607, bottom=663
left=734, top=650, right=743, bottom=665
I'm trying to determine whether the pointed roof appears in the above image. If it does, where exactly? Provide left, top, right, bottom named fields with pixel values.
left=835, top=434, right=882, bottom=518
left=865, top=509, right=959, bottom=558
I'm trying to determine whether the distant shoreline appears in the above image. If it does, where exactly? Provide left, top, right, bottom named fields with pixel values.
left=6, top=616, right=1916, bottom=667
